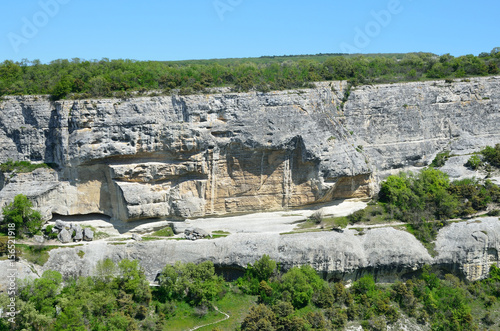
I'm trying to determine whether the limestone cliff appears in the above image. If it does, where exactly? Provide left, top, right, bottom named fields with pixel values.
left=2, top=218, right=498, bottom=289
left=0, top=77, right=499, bottom=223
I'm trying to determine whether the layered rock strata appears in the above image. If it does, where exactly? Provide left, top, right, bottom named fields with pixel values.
left=1, top=77, right=499, bottom=222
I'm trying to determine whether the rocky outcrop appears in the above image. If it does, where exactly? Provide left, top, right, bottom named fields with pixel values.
left=0, top=77, right=499, bottom=223
left=344, top=77, right=500, bottom=174
left=40, top=226, right=432, bottom=283
left=435, top=218, right=500, bottom=281
left=0, top=218, right=490, bottom=285
left=0, top=82, right=372, bottom=222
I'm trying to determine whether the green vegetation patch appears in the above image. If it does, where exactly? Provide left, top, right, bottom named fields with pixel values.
left=430, top=150, right=451, bottom=168
left=1, top=49, right=499, bottom=100
left=379, top=168, right=500, bottom=250
left=1, top=194, right=43, bottom=239
left=151, top=226, right=174, bottom=237
left=15, top=244, right=59, bottom=266
left=2, top=255, right=500, bottom=330
left=210, top=230, right=230, bottom=239
left=0, top=159, right=50, bottom=173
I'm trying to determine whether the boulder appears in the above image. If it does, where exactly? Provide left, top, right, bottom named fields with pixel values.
left=73, top=225, right=83, bottom=241
left=83, top=228, right=94, bottom=241
left=132, top=233, right=142, bottom=241
left=55, top=220, right=69, bottom=230
left=57, top=229, right=72, bottom=243
left=184, top=227, right=210, bottom=240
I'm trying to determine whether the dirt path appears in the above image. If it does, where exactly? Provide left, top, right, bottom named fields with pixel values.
left=345, top=221, right=405, bottom=230
left=188, top=306, right=230, bottom=331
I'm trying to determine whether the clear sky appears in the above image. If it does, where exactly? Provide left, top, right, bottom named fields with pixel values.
left=0, top=0, right=499, bottom=63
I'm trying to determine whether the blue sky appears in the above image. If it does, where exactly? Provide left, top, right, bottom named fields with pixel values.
left=0, top=0, right=499, bottom=63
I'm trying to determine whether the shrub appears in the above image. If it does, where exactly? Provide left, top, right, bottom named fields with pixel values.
left=430, top=151, right=450, bottom=168
left=465, top=155, right=482, bottom=170
left=44, top=225, right=58, bottom=239
left=309, top=209, right=324, bottom=224
left=0, top=159, right=50, bottom=173
left=1, top=194, right=43, bottom=238
left=347, top=209, right=366, bottom=224
left=481, top=144, right=500, bottom=168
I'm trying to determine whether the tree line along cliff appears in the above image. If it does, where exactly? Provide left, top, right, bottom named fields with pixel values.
left=0, top=49, right=499, bottom=100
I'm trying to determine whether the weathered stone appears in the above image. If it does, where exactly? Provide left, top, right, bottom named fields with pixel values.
left=55, top=220, right=69, bottom=230
left=184, top=227, right=210, bottom=240
left=131, top=233, right=142, bottom=241
left=1, top=78, right=499, bottom=221
left=57, top=228, right=72, bottom=243
left=83, top=228, right=94, bottom=241
left=73, top=225, right=83, bottom=241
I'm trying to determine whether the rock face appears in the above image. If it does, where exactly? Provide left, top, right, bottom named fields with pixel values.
left=0, top=77, right=499, bottom=223
left=41, top=227, right=433, bottom=283
left=34, top=218, right=500, bottom=283
left=343, top=77, right=500, bottom=174
left=435, top=218, right=500, bottom=281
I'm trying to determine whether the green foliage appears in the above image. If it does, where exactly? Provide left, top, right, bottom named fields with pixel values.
left=379, top=168, right=500, bottom=249
left=0, top=159, right=50, bottom=173
left=19, top=270, right=62, bottom=315
left=465, top=154, right=482, bottom=170
left=6, top=255, right=500, bottom=330
left=281, top=265, right=323, bottom=309
left=241, top=304, right=277, bottom=331
left=151, top=226, right=174, bottom=237
left=113, top=259, right=152, bottom=304
left=1, top=51, right=499, bottom=100
left=251, top=254, right=277, bottom=282
left=481, top=143, right=500, bottom=168
left=430, top=150, right=450, bottom=168
left=1, top=194, right=43, bottom=238
left=45, top=225, right=59, bottom=239
left=158, top=260, right=224, bottom=306
left=15, top=244, right=56, bottom=265
left=95, top=257, right=118, bottom=284
left=347, top=209, right=366, bottom=224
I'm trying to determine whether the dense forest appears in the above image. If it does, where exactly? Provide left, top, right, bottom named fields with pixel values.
left=1, top=256, right=500, bottom=330
left=0, top=48, right=499, bottom=100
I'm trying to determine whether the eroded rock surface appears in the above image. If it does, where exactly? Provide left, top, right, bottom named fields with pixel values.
left=1, top=77, right=499, bottom=223
left=34, top=218, right=500, bottom=283
left=0, top=82, right=372, bottom=222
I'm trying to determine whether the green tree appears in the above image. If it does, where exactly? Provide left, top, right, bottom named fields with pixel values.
left=281, top=266, right=323, bottom=309
left=19, top=270, right=62, bottom=316
left=113, top=259, right=152, bottom=305
left=51, top=76, right=73, bottom=100
left=1, top=194, right=43, bottom=238
left=157, top=260, right=224, bottom=306
left=241, top=304, right=277, bottom=331
left=249, top=254, right=277, bottom=281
